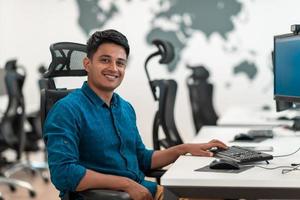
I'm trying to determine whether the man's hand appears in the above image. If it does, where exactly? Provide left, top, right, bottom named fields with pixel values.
left=151, top=139, right=227, bottom=169
left=124, top=179, right=153, bottom=200
left=185, top=139, right=227, bottom=157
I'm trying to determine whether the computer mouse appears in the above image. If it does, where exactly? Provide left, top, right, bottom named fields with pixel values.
left=209, top=159, right=240, bottom=170
left=234, top=133, right=255, bottom=141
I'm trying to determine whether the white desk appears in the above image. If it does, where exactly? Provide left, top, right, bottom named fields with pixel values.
left=218, top=106, right=295, bottom=127
left=161, top=126, right=300, bottom=199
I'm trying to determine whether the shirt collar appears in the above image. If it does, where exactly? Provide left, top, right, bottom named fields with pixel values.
left=81, top=81, right=119, bottom=108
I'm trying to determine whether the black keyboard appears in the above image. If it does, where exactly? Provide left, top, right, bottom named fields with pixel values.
left=210, top=146, right=273, bottom=163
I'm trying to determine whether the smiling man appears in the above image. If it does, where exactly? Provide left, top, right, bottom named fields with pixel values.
left=43, top=29, right=226, bottom=200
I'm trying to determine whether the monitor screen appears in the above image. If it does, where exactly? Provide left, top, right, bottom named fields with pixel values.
left=274, top=33, right=300, bottom=104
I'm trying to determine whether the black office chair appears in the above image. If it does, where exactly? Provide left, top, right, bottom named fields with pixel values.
left=0, top=60, right=36, bottom=197
left=41, top=42, right=164, bottom=200
left=2, top=60, right=26, bottom=160
left=151, top=79, right=183, bottom=150
left=1, top=60, right=49, bottom=183
left=144, top=39, right=183, bottom=150
left=186, top=65, right=218, bottom=133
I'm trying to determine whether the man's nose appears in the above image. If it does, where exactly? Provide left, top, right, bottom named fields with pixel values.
left=109, top=61, right=118, bottom=71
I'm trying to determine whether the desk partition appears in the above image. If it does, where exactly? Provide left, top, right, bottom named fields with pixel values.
left=218, top=106, right=294, bottom=127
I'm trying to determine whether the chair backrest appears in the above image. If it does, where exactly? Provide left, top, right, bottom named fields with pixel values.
left=186, top=65, right=218, bottom=133
left=0, top=60, right=26, bottom=159
left=152, top=79, right=183, bottom=150
left=40, top=89, right=72, bottom=129
left=41, top=41, right=87, bottom=135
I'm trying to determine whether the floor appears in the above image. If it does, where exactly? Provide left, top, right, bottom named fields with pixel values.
left=0, top=146, right=60, bottom=200
left=0, top=170, right=59, bottom=200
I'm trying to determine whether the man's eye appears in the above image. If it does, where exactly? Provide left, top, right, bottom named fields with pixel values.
left=117, top=61, right=126, bottom=67
left=100, top=58, right=110, bottom=63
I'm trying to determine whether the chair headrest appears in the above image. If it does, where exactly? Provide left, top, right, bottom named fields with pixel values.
left=187, top=65, right=209, bottom=80
left=152, top=39, right=175, bottom=64
left=44, top=42, right=87, bottom=78
left=144, top=39, right=175, bottom=101
left=5, top=59, right=17, bottom=70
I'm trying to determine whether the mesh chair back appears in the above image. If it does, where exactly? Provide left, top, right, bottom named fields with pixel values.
left=152, top=79, right=183, bottom=150
left=186, top=66, right=218, bottom=133
left=44, top=42, right=87, bottom=78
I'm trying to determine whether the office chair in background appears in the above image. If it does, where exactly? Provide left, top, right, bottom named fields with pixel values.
left=186, top=65, right=218, bottom=133
left=144, top=39, right=183, bottom=151
left=0, top=68, right=6, bottom=121
left=0, top=60, right=36, bottom=198
left=2, top=60, right=49, bottom=184
left=41, top=42, right=164, bottom=200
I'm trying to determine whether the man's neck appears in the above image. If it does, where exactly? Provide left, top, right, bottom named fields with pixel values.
left=97, top=91, right=113, bottom=106
left=87, top=83, right=113, bottom=106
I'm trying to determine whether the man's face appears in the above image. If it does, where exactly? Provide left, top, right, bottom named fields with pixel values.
left=84, top=43, right=127, bottom=93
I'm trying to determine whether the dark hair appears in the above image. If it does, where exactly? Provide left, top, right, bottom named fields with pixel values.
left=86, top=29, right=130, bottom=58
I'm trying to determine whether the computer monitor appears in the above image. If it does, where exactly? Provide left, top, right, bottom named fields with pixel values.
left=274, top=33, right=300, bottom=111
left=271, top=51, right=293, bottom=112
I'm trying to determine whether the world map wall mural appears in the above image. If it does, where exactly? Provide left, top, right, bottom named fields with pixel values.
left=76, top=0, right=265, bottom=87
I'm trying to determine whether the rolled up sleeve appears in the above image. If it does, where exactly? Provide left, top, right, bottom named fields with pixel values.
left=135, top=132, right=154, bottom=172
left=43, top=101, right=86, bottom=194
left=127, top=103, right=154, bottom=172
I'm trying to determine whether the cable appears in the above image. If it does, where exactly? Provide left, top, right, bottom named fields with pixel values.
left=255, top=164, right=300, bottom=174
left=256, top=165, right=293, bottom=170
left=282, top=165, right=300, bottom=174
left=273, top=147, right=300, bottom=158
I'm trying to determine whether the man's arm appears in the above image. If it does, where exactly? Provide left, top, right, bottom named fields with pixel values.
left=151, top=139, right=227, bottom=169
left=76, top=169, right=153, bottom=200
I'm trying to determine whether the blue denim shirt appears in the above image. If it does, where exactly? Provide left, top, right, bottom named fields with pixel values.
left=43, top=82, right=156, bottom=198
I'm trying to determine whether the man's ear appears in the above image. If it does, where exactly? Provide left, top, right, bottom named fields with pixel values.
left=83, top=57, right=90, bottom=72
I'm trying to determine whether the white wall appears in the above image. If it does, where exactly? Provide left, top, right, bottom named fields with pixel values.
left=1, top=0, right=300, bottom=147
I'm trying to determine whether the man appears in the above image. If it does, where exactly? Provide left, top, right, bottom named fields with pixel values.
left=43, top=29, right=227, bottom=200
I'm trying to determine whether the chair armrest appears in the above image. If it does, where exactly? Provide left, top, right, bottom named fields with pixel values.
left=64, top=189, right=131, bottom=200
left=64, top=169, right=166, bottom=200
left=145, top=169, right=166, bottom=178
left=80, top=189, right=131, bottom=200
